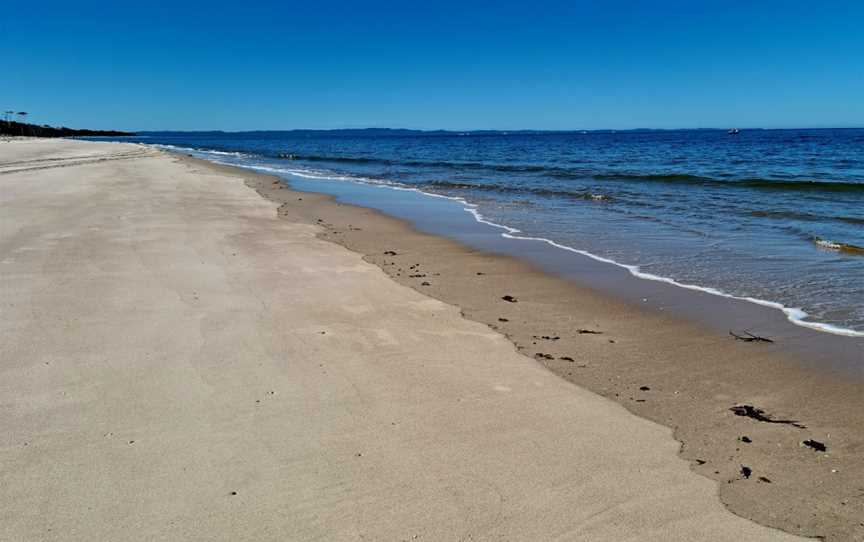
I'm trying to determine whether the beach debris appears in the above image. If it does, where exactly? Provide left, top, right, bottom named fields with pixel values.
left=740, top=466, right=752, bottom=479
left=740, top=436, right=752, bottom=443
left=230, top=491, right=238, bottom=496
left=476, top=272, right=485, bottom=276
left=421, top=281, right=431, bottom=286
left=639, top=386, right=650, bottom=391
left=729, top=405, right=806, bottom=428
left=757, top=476, right=771, bottom=483
left=383, top=250, right=398, bottom=256
left=533, top=335, right=560, bottom=341
left=534, top=353, right=554, bottom=360
left=801, top=439, right=827, bottom=452
left=501, top=295, right=518, bottom=303
left=729, top=330, right=774, bottom=343
left=576, top=328, right=603, bottom=335
left=695, top=459, right=706, bottom=465
left=498, top=318, right=509, bottom=322
left=559, top=356, right=575, bottom=362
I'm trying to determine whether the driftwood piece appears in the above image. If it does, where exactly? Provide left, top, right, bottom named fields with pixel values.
left=729, top=330, right=774, bottom=343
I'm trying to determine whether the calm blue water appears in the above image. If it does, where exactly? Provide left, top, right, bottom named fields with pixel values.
left=114, top=129, right=864, bottom=335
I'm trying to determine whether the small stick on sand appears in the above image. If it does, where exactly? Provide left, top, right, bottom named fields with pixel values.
left=729, top=330, right=774, bottom=343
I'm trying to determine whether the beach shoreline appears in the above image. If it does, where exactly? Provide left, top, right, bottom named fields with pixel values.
left=0, top=138, right=857, bottom=540
left=182, top=153, right=864, bottom=540
left=161, top=142, right=864, bottom=375
left=142, top=128, right=864, bottom=343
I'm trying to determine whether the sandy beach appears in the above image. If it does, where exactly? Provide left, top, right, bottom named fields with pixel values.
left=0, top=138, right=851, bottom=540
left=234, top=155, right=864, bottom=540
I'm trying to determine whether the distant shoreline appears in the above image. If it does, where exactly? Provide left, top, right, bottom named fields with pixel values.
left=131, top=126, right=864, bottom=137
left=0, top=121, right=134, bottom=138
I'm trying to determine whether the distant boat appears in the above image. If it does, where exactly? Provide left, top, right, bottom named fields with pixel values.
left=728, top=128, right=740, bottom=135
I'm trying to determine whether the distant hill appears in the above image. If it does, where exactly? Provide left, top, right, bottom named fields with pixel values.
left=1, top=121, right=135, bottom=138
left=142, top=128, right=577, bottom=138
left=137, top=128, right=563, bottom=137
left=135, top=127, right=756, bottom=138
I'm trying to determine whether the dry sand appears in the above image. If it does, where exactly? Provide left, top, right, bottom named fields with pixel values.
left=0, top=139, right=814, bottom=540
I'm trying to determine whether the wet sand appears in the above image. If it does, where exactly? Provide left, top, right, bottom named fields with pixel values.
left=0, top=138, right=848, bottom=540
left=195, top=156, right=864, bottom=541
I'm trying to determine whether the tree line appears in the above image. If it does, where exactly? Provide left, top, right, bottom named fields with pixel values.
left=1, top=112, right=135, bottom=138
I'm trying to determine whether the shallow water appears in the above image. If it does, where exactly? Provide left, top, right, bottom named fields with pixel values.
left=107, top=129, right=864, bottom=335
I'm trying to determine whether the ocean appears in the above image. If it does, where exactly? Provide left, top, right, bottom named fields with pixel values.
left=110, top=129, right=864, bottom=336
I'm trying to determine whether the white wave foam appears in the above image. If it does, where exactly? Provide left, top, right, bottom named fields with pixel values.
left=163, top=146, right=864, bottom=338
left=153, top=144, right=249, bottom=159
left=494, top=233, right=863, bottom=337
left=206, top=150, right=249, bottom=157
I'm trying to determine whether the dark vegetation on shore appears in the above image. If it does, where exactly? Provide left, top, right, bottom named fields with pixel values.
left=1, top=121, right=135, bottom=138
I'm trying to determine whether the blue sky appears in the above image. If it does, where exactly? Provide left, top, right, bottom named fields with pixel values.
left=3, top=1, right=863, bottom=131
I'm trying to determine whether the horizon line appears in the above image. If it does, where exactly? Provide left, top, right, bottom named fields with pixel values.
left=130, top=126, right=864, bottom=134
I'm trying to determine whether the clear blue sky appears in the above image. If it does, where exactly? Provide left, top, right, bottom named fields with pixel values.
left=3, top=0, right=863, bottom=131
